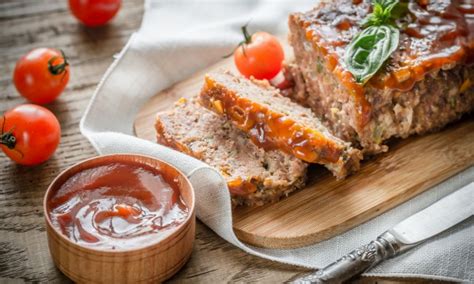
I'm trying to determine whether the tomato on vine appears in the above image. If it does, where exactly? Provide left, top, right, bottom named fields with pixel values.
left=233, top=24, right=284, bottom=80
left=1, top=104, right=61, bottom=166
left=13, top=48, right=70, bottom=104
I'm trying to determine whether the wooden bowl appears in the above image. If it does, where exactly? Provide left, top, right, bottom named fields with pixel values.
left=43, top=154, right=195, bottom=283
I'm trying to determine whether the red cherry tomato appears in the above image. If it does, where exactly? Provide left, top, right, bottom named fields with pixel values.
left=234, top=25, right=284, bottom=80
left=13, top=48, right=70, bottom=104
left=0, top=104, right=61, bottom=166
left=69, top=0, right=121, bottom=27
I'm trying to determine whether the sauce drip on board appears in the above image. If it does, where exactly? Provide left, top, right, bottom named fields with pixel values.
left=48, top=162, right=188, bottom=250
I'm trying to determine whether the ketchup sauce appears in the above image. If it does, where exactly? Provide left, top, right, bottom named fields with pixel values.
left=48, top=162, right=188, bottom=250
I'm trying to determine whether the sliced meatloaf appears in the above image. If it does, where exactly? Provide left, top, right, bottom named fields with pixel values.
left=288, top=0, right=474, bottom=154
left=200, top=71, right=362, bottom=179
left=155, top=98, right=308, bottom=207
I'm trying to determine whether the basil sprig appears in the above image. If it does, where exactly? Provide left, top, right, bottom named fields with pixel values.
left=345, top=25, right=399, bottom=84
left=345, top=0, right=407, bottom=84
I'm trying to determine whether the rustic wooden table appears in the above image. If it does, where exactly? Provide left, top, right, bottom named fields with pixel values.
left=0, top=1, right=451, bottom=283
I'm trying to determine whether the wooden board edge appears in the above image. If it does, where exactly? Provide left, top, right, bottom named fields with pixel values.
left=232, top=120, right=474, bottom=248
left=233, top=161, right=472, bottom=248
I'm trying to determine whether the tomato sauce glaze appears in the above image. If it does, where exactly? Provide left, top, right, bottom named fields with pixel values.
left=297, top=0, right=474, bottom=127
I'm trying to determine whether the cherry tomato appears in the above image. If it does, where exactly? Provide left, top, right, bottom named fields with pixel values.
left=13, top=48, right=70, bottom=104
left=233, top=25, right=284, bottom=80
left=0, top=104, right=61, bottom=166
left=69, top=0, right=121, bottom=27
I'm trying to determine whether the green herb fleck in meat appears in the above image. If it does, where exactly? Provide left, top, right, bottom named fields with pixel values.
left=316, top=57, right=323, bottom=73
left=448, top=97, right=457, bottom=109
left=373, top=125, right=384, bottom=144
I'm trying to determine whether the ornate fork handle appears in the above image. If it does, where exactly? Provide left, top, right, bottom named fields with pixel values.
left=291, top=231, right=416, bottom=283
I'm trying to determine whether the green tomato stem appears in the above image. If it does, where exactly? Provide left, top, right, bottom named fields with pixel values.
left=48, top=49, right=69, bottom=76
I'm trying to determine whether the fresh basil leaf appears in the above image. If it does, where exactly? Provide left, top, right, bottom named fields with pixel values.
left=376, top=0, right=398, bottom=8
left=387, top=1, right=408, bottom=22
left=362, top=3, right=384, bottom=27
left=346, top=0, right=407, bottom=83
left=362, top=0, right=408, bottom=28
left=345, top=25, right=399, bottom=84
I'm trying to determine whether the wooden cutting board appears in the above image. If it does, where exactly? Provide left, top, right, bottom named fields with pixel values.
left=133, top=43, right=474, bottom=249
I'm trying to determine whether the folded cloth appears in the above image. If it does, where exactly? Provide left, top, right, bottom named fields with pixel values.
left=80, top=0, right=474, bottom=281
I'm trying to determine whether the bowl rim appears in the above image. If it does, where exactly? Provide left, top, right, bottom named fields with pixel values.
left=43, top=153, right=196, bottom=254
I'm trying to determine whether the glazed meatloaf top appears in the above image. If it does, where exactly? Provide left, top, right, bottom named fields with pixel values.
left=155, top=98, right=307, bottom=206
left=200, top=71, right=362, bottom=179
left=290, top=0, right=474, bottom=126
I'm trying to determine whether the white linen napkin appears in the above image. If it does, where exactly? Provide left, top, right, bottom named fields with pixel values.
left=80, top=0, right=474, bottom=281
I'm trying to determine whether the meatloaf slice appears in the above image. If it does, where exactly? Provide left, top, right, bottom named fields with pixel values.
left=155, top=98, right=307, bottom=207
left=199, top=71, right=362, bottom=179
left=288, top=0, right=474, bottom=154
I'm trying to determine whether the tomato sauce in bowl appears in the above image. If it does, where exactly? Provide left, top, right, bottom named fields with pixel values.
left=44, top=154, right=195, bottom=282
left=47, top=160, right=189, bottom=250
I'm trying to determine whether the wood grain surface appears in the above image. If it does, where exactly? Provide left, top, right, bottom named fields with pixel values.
left=0, top=1, right=457, bottom=283
left=134, top=51, right=474, bottom=248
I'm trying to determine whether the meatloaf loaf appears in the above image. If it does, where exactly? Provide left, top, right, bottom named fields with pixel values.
left=289, top=0, right=474, bottom=154
left=200, top=71, right=362, bottom=179
left=155, top=98, right=308, bottom=207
